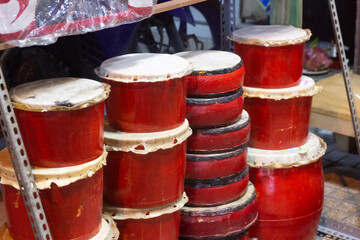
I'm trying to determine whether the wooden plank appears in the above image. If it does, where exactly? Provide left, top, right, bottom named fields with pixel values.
left=311, top=73, right=360, bottom=121
left=0, top=43, right=14, bottom=51
left=310, top=112, right=354, bottom=137
left=154, top=0, right=208, bottom=14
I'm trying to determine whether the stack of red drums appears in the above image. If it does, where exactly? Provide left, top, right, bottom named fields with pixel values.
left=175, top=50, right=258, bottom=240
left=96, top=53, right=193, bottom=240
left=230, top=25, right=326, bottom=240
left=1, top=78, right=119, bottom=239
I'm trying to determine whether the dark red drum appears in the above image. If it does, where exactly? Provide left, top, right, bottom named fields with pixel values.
left=186, top=89, right=244, bottom=128
left=97, top=53, right=191, bottom=132
left=244, top=76, right=321, bottom=150
left=10, top=78, right=108, bottom=167
left=104, top=120, right=191, bottom=208
left=247, top=133, right=326, bottom=240
left=180, top=182, right=257, bottom=238
left=180, top=230, right=250, bottom=240
left=185, top=166, right=249, bottom=206
left=175, top=50, right=244, bottom=96
left=229, top=25, right=311, bottom=88
left=0, top=150, right=107, bottom=240
left=1, top=216, right=120, bottom=240
left=187, top=110, right=250, bottom=152
left=103, top=193, right=188, bottom=240
left=186, top=144, right=247, bottom=179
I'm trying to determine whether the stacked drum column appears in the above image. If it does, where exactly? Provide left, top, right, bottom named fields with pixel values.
left=231, top=25, right=326, bottom=240
left=1, top=78, right=118, bottom=239
left=176, top=50, right=258, bottom=240
left=96, top=53, right=192, bottom=240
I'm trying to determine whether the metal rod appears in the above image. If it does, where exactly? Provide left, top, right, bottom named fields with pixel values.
left=327, top=0, right=360, bottom=159
left=220, top=0, right=236, bottom=51
left=0, top=65, right=53, bottom=239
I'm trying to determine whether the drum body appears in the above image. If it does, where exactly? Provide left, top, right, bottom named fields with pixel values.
left=187, top=110, right=250, bottom=152
left=3, top=169, right=103, bottom=240
left=186, top=89, right=244, bottom=128
left=180, top=182, right=257, bottom=238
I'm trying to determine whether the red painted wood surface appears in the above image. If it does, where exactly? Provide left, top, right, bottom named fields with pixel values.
left=186, top=65, right=245, bottom=96
left=3, top=169, right=103, bottom=240
left=115, top=211, right=180, bottom=240
left=185, top=147, right=247, bottom=179
left=234, top=43, right=304, bottom=88
left=245, top=96, right=312, bottom=150
left=14, top=103, right=104, bottom=167
left=104, top=143, right=186, bottom=208
left=103, top=77, right=186, bottom=132
left=249, top=159, right=324, bottom=240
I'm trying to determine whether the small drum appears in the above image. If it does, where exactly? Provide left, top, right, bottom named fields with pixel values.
left=187, top=110, right=250, bottom=152
left=186, top=88, right=244, bottom=128
left=185, top=166, right=249, bottom=206
left=186, top=144, right=247, bottom=179
left=247, top=133, right=326, bottom=240
left=104, top=120, right=191, bottom=208
left=175, top=50, right=245, bottom=96
left=244, top=76, right=321, bottom=150
left=0, top=150, right=107, bottom=240
left=10, top=77, right=109, bottom=167
left=1, top=217, right=120, bottom=240
left=103, top=193, right=188, bottom=240
left=180, top=182, right=258, bottom=238
left=229, top=25, right=311, bottom=88
left=96, top=53, right=191, bottom=132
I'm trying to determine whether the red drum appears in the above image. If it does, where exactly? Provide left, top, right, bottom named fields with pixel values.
left=96, top=53, right=191, bottom=132
left=180, top=230, right=250, bottom=240
left=244, top=76, right=321, bottom=150
left=187, top=110, right=250, bottom=152
left=10, top=78, right=109, bottom=167
left=180, top=182, right=257, bottom=238
left=1, top=216, right=120, bottom=240
left=229, top=25, right=311, bottom=88
left=186, top=144, right=247, bottom=179
left=103, top=193, right=188, bottom=240
left=104, top=120, right=191, bottom=208
left=247, top=133, right=326, bottom=240
left=185, top=166, right=249, bottom=206
left=186, top=89, right=244, bottom=128
left=175, top=50, right=244, bottom=96
left=0, top=150, right=107, bottom=240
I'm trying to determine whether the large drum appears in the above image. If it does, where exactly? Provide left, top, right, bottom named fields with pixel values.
left=103, top=120, right=191, bottom=208
left=103, top=193, right=188, bottom=240
left=10, top=78, right=109, bottom=167
left=0, top=150, right=107, bottom=240
left=244, top=76, right=321, bottom=150
left=229, top=25, right=311, bottom=88
left=175, top=50, right=245, bottom=96
left=180, top=182, right=257, bottom=239
left=96, top=53, right=191, bottom=132
left=247, top=133, right=326, bottom=240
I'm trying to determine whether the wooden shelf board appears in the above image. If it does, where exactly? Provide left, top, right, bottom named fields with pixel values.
left=154, top=0, right=208, bottom=14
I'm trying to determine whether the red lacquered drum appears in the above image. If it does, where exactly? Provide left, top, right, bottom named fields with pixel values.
left=180, top=182, right=257, bottom=238
left=247, top=133, right=326, bottom=240
left=186, top=88, right=244, bottom=128
left=185, top=166, right=249, bottom=206
left=175, top=50, right=244, bottom=96
left=229, top=25, right=311, bottom=88
left=103, top=193, right=188, bottom=240
left=1, top=216, right=120, bottom=240
left=244, top=76, right=321, bottom=150
left=187, top=110, right=250, bottom=152
left=0, top=150, right=107, bottom=240
left=186, top=144, right=247, bottom=179
left=96, top=53, right=191, bottom=132
left=10, top=78, right=109, bottom=167
left=104, top=120, right=191, bottom=208
left=180, top=230, right=250, bottom=240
